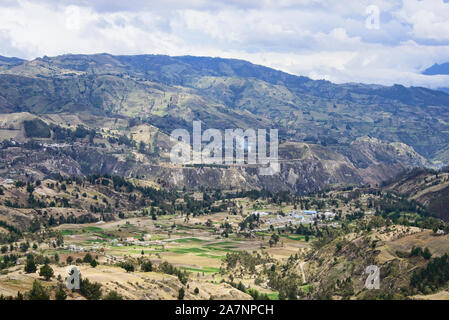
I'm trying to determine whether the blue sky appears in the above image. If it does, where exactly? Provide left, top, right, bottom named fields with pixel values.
left=1, top=0, right=449, bottom=88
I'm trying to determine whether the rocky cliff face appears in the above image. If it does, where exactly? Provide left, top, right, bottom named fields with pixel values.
left=0, top=114, right=427, bottom=193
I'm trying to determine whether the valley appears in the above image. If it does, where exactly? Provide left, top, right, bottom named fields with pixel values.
left=0, top=171, right=448, bottom=300
left=0, top=54, right=448, bottom=301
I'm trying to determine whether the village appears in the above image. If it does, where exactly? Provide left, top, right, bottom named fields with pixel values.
left=251, top=209, right=340, bottom=231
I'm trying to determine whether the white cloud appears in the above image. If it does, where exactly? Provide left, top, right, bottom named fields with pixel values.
left=0, top=0, right=449, bottom=89
left=396, top=0, right=449, bottom=41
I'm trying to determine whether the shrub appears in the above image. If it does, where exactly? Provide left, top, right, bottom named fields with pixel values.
left=79, top=277, right=102, bottom=300
left=39, top=264, right=54, bottom=281
left=103, top=290, right=123, bottom=300
left=120, top=262, right=134, bottom=273
left=178, top=287, right=185, bottom=300
left=83, top=253, right=93, bottom=264
left=26, top=280, right=50, bottom=300
left=141, top=261, right=153, bottom=272
left=90, top=259, right=98, bottom=268
left=55, top=283, right=67, bottom=300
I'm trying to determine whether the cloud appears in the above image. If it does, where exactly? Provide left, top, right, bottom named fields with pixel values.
left=0, top=0, right=449, bottom=89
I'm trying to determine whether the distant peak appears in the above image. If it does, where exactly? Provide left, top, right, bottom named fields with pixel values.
left=422, top=62, right=449, bottom=75
left=0, top=55, right=26, bottom=66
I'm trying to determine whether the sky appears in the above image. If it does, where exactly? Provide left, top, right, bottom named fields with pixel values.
left=1, top=0, right=449, bottom=88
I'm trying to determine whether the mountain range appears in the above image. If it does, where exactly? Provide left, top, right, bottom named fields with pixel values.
left=422, top=62, right=449, bottom=94
left=0, top=53, right=449, bottom=193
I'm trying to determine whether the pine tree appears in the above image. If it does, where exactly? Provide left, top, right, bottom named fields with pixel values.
left=178, top=287, right=185, bottom=300
left=26, top=280, right=50, bottom=300
left=423, top=247, right=432, bottom=260
left=39, top=264, right=54, bottom=281
left=55, top=284, right=67, bottom=300
left=24, top=256, right=37, bottom=274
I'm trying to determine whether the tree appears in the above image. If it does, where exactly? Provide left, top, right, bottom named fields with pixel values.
left=55, top=283, right=67, bottom=300
left=66, top=256, right=73, bottom=264
left=178, top=287, right=185, bottom=300
left=141, top=261, right=153, bottom=272
left=83, top=253, right=93, bottom=264
left=121, top=262, right=134, bottom=273
left=1, top=245, right=7, bottom=254
left=423, top=247, right=432, bottom=260
left=269, top=234, right=280, bottom=247
left=56, top=232, right=64, bottom=247
left=103, top=290, right=123, bottom=300
left=39, top=264, right=54, bottom=281
left=336, top=242, right=343, bottom=252
left=278, top=290, right=286, bottom=300
left=26, top=280, right=50, bottom=300
left=20, top=242, right=30, bottom=252
left=24, top=256, right=37, bottom=274
left=80, top=277, right=102, bottom=300
left=411, top=246, right=423, bottom=257
left=194, top=287, right=199, bottom=295
left=90, top=259, right=98, bottom=268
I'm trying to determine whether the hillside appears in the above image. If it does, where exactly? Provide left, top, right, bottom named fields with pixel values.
left=0, top=112, right=428, bottom=194
left=383, top=168, right=449, bottom=221
left=0, top=53, right=448, bottom=192
left=1, top=173, right=449, bottom=300
left=0, top=54, right=448, bottom=161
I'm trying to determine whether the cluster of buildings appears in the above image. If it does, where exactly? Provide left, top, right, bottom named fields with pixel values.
left=66, top=244, right=86, bottom=252
left=251, top=211, right=273, bottom=217
left=253, top=209, right=338, bottom=230
left=109, top=234, right=155, bottom=247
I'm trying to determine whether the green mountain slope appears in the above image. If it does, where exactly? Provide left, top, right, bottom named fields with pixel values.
left=1, top=53, right=448, bottom=161
left=0, top=53, right=448, bottom=192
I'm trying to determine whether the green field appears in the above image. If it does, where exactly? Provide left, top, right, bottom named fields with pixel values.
left=180, top=266, right=221, bottom=274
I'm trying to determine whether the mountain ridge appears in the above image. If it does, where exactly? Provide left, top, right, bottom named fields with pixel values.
left=0, top=53, right=448, bottom=192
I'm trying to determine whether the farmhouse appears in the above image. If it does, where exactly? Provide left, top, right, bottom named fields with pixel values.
left=251, top=211, right=270, bottom=217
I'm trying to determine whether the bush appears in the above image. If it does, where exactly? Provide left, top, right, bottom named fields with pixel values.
left=158, top=261, right=188, bottom=285
left=89, top=259, right=98, bottom=268
left=141, top=261, right=153, bottom=272
left=120, top=262, right=134, bottom=273
left=26, top=280, right=50, bottom=300
left=39, top=264, right=54, bottom=281
left=423, top=247, right=432, bottom=260
left=79, top=277, right=102, bottom=300
left=178, top=287, right=185, bottom=300
left=55, top=283, right=67, bottom=300
left=103, top=290, right=123, bottom=300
